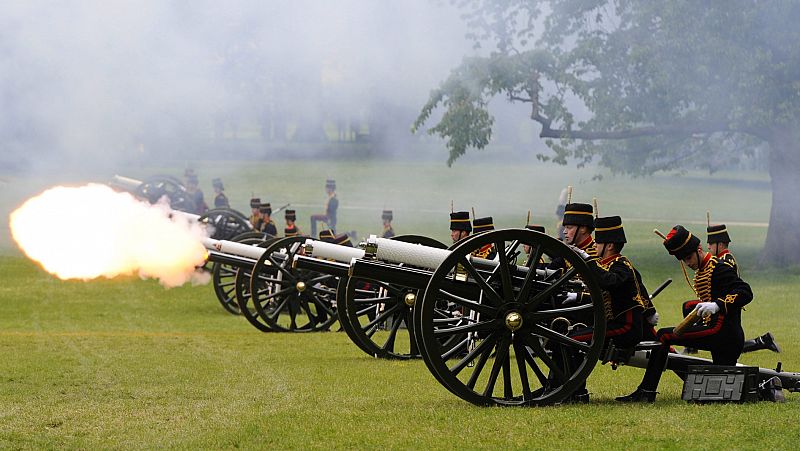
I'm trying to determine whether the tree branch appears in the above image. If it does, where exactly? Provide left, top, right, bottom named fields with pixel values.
left=535, top=117, right=736, bottom=140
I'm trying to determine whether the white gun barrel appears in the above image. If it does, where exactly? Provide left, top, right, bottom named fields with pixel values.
left=303, top=239, right=365, bottom=262
left=202, top=237, right=267, bottom=261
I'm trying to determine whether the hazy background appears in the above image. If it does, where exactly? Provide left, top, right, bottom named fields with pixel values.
left=0, top=0, right=549, bottom=173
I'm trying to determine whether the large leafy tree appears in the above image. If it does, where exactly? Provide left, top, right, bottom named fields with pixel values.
left=414, top=0, right=800, bottom=265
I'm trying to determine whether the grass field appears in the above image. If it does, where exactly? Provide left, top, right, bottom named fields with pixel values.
left=2, top=159, right=799, bottom=449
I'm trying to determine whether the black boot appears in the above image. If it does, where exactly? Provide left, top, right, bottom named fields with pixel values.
left=615, top=387, right=657, bottom=403
left=562, top=388, right=590, bottom=404
left=743, top=332, right=781, bottom=353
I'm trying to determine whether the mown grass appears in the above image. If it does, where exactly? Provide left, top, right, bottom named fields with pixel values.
left=2, top=160, right=799, bottom=449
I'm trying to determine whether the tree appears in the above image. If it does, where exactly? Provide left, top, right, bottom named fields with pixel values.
left=414, top=0, right=800, bottom=265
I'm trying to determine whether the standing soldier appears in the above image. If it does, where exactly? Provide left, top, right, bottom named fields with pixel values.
left=471, top=216, right=496, bottom=259
left=285, top=209, right=301, bottom=237
left=449, top=211, right=471, bottom=244
left=706, top=223, right=780, bottom=353
left=381, top=210, right=395, bottom=238
left=310, top=179, right=338, bottom=237
left=212, top=178, right=229, bottom=209
left=617, top=225, right=753, bottom=403
left=259, top=203, right=278, bottom=236
left=249, top=197, right=262, bottom=231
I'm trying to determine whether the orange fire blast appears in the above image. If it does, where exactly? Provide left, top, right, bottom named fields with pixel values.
left=9, top=184, right=209, bottom=287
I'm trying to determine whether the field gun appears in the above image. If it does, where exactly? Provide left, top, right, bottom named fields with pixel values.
left=110, top=174, right=254, bottom=241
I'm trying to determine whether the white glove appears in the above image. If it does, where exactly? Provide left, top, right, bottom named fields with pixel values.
left=647, top=312, right=659, bottom=326
left=567, top=245, right=591, bottom=261
left=564, top=292, right=578, bottom=304
left=695, top=302, right=720, bottom=317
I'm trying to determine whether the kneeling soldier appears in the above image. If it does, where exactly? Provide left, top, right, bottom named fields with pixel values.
left=259, top=203, right=278, bottom=237
left=617, top=225, right=753, bottom=402
left=449, top=211, right=471, bottom=244
left=471, top=216, right=496, bottom=259
left=566, top=216, right=650, bottom=402
left=707, top=223, right=780, bottom=353
left=249, top=197, right=263, bottom=231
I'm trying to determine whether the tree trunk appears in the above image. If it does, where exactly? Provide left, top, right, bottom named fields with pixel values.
left=762, top=128, right=800, bottom=266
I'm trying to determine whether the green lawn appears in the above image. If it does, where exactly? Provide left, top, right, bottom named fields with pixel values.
left=2, top=160, right=798, bottom=449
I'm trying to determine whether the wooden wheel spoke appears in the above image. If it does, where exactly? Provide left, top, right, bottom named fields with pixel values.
left=449, top=333, right=497, bottom=376
left=458, top=257, right=504, bottom=307
left=512, top=340, right=533, bottom=398
left=354, top=296, right=395, bottom=304
left=381, top=313, right=404, bottom=352
left=483, top=335, right=511, bottom=397
left=437, top=290, right=497, bottom=316
left=433, top=318, right=500, bottom=338
left=362, top=303, right=402, bottom=331
left=520, top=333, right=567, bottom=383
left=493, top=240, right=514, bottom=301
left=529, top=303, right=594, bottom=322
left=465, top=339, right=496, bottom=390
left=524, top=266, right=577, bottom=312
left=517, top=244, right=543, bottom=302
left=530, top=324, right=591, bottom=352
left=268, top=255, right=296, bottom=281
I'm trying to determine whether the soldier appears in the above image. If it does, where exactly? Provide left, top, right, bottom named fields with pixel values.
left=617, top=225, right=753, bottom=402
left=381, top=210, right=395, bottom=238
left=284, top=226, right=299, bottom=238
left=566, top=216, right=652, bottom=402
left=449, top=211, right=471, bottom=244
left=523, top=224, right=547, bottom=267
left=285, top=209, right=301, bottom=237
left=259, top=203, right=278, bottom=236
left=706, top=223, right=780, bottom=353
left=310, top=179, right=338, bottom=237
left=549, top=202, right=598, bottom=273
left=212, top=178, right=229, bottom=209
left=184, top=171, right=208, bottom=215
left=471, top=216, right=497, bottom=259
left=249, top=197, right=262, bottom=231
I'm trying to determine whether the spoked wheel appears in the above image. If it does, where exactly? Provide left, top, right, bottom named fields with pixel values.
left=200, top=208, right=254, bottom=241
left=338, top=235, right=446, bottom=359
left=234, top=240, right=279, bottom=332
left=416, top=229, right=606, bottom=406
left=135, top=175, right=194, bottom=212
left=211, top=232, right=274, bottom=315
left=250, top=236, right=339, bottom=332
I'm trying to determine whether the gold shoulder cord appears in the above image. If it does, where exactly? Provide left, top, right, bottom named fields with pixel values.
left=621, top=257, right=647, bottom=308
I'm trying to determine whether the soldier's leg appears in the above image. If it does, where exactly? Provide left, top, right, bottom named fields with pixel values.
left=309, top=214, right=327, bottom=238
left=742, top=332, right=781, bottom=353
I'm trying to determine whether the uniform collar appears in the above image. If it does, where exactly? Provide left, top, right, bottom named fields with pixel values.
left=699, top=252, right=713, bottom=270
left=600, top=253, right=621, bottom=266
left=577, top=235, right=594, bottom=250
left=716, top=249, right=730, bottom=257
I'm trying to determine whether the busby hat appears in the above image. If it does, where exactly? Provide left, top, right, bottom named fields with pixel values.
left=525, top=224, right=546, bottom=233
left=186, top=174, right=198, bottom=185
left=319, top=229, right=336, bottom=242
left=707, top=224, right=731, bottom=244
left=212, top=178, right=224, bottom=190
left=285, top=209, right=296, bottom=221
left=594, top=216, right=626, bottom=244
left=325, top=179, right=336, bottom=190
left=259, top=203, right=272, bottom=215
left=382, top=210, right=393, bottom=221
left=563, top=203, right=594, bottom=229
left=664, top=225, right=700, bottom=260
left=285, top=226, right=298, bottom=238
left=472, top=217, right=494, bottom=234
left=450, top=211, right=472, bottom=232
left=250, top=197, right=261, bottom=208
left=334, top=233, right=353, bottom=247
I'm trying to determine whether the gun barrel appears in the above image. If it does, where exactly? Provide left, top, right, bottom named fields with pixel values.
left=110, top=175, right=143, bottom=192
left=206, top=250, right=257, bottom=270
left=202, top=238, right=267, bottom=261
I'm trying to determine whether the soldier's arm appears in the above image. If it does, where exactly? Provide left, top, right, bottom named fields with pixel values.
left=587, top=259, right=632, bottom=290
left=712, top=264, right=753, bottom=312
